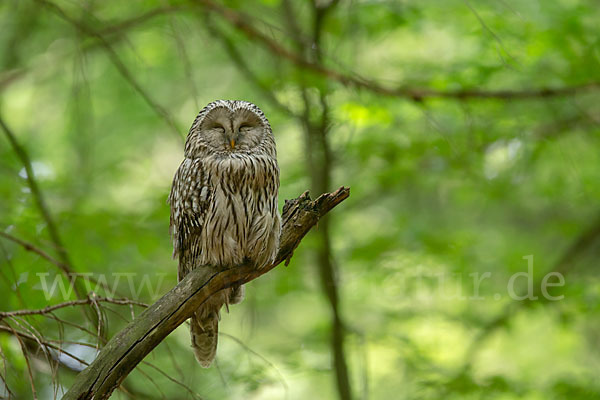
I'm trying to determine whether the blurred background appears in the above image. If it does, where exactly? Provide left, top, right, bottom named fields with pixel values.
left=1, top=0, right=599, bottom=399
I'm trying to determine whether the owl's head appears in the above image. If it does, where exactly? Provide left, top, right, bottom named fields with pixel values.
left=184, top=100, right=275, bottom=157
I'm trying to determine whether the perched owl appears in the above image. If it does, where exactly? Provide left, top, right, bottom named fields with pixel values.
left=168, top=100, right=281, bottom=367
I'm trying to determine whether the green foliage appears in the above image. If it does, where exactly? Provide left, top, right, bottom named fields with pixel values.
left=1, top=0, right=599, bottom=399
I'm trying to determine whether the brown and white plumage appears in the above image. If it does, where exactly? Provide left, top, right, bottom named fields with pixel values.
left=168, top=100, right=280, bottom=367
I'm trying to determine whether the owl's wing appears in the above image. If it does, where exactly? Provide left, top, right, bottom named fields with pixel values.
left=168, top=158, right=209, bottom=280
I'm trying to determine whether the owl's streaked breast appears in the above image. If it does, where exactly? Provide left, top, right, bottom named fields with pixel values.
left=190, top=154, right=280, bottom=270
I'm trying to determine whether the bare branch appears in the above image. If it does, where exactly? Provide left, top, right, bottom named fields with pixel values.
left=0, top=6, right=184, bottom=95
left=220, top=331, right=289, bottom=399
left=97, top=5, right=185, bottom=36
left=141, top=361, right=204, bottom=400
left=167, top=14, right=200, bottom=111
left=0, top=296, right=147, bottom=320
left=0, top=68, right=27, bottom=91
left=196, top=0, right=600, bottom=101
left=0, top=230, right=126, bottom=297
left=0, top=116, right=90, bottom=302
left=281, top=1, right=354, bottom=398
left=36, top=0, right=183, bottom=138
left=0, top=324, right=148, bottom=399
left=0, top=347, right=14, bottom=398
left=0, top=324, right=89, bottom=367
left=207, top=21, right=298, bottom=118
left=62, top=187, right=349, bottom=400
left=0, top=231, right=69, bottom=274
left=8, top=324, right=39, bottom=399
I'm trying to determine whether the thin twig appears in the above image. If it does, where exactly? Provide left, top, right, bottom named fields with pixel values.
left=7, top=324, right=38, bottom=399
left=0, top=231, right=128, bottom=297
left=97, top=5, right=184, bottom=36
left=0, top=347, right=14, bottom=399
left=207, top=20, right=297, bottom=117
left=0, top=297, right=148, bottom=320
left=0, top=117, right=77, bottom=281
left=37, top=0, right=183, bottom=138
left=166, top=12, right=200, bottom=111
left=284, top=1, right=354, bottom=398
left=0, top=231, right=70, bottom=273
left=141, top=361, right=204, bottom=400
left=0, top=324, right=90, bottom=367
left=0, top=325, right=143, bottom=398
left=220, top=332, right=289, bottom=399
left=135, top=366, right=167, bottom=400
left=0, top=116, right=99, bottom=328
left=463, top=0, right=518, bottom=68
left=0, top=240, right=27, bottom=308
left=45, top=313, right=103, bottom=345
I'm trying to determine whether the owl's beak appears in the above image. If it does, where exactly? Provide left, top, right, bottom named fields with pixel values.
left=229, top=139, right=236, bottom=149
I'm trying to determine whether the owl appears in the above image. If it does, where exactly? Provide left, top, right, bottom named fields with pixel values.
left=168, top=100, right=281, bottom=367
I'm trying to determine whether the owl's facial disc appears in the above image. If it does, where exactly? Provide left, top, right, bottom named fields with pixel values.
left=231, top=109, right=263, bottom=151
left=199, top=107, right=265, bottom=153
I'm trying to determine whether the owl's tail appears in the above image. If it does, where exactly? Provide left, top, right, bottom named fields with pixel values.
left=189, top=285, right=245, bottom=367
left=190, top=311, right=219, bottom=368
